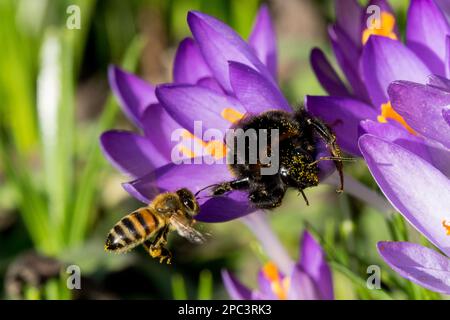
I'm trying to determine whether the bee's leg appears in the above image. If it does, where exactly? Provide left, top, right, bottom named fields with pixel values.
left=212, top=177, right=250, bottom=196
left=144, top=226, right=172, bottom=264
left=249, top=182, right=286, bottom=209
left=305, top=115, right=345, bottom=193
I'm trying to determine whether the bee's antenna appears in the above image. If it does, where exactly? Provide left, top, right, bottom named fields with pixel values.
left=194, top=184, right=218, bottom=198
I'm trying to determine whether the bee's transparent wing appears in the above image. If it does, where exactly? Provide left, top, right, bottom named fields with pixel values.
left=169, top=214, right=205, bottom=244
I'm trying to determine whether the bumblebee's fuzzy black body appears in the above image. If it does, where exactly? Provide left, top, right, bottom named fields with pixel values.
left=210, top=109, right=344, bottom=209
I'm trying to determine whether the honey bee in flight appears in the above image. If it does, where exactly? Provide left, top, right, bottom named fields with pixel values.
left=105, top=188, right=205, bottom=264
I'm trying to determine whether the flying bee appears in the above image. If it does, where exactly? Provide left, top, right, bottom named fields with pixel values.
left=198, top=108, right=350, bottom=209
left=105, top=188, right=205, bottom=264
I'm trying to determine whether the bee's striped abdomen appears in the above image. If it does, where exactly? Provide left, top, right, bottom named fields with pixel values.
left=105, top=208, right=161, bottom=253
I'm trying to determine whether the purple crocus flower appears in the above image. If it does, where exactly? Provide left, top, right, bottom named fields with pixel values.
left=307, top=0, right=450, bottom=156
left=358, top=79, right=450, bottom=294
left=222, top=231, right=334, bottom=300
left=101, top=6, right=333, bottom=223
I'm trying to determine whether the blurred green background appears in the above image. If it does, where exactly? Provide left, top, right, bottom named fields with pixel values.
left=1, top=0, right=442, bottom=300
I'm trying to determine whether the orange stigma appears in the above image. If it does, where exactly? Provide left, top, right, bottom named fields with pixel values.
left=362, top=12, right=398, bottom=45
left=377, top=101, right=416, bottom=135
left=443, top=220, right=450, bottom=236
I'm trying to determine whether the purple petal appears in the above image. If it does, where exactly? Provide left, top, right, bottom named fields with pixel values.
left=361, top=36, right=431, bottom=109
left=196, top=77, right=224, bottom=94
left=100, top=130, right=165, bottom=178
left=360, top=119, right=450, bottom=177
left=173, top=37, right=212, bottom=84
left=305, top=96, right=378, bottom=156
left=288, top=267, right=321, bottom=300
left=156, top=84, right=246, bottom=134
left=298, top=231, right=333, bottom=300
left=187, top=11, right=275, bottom=93
left=108, top=65, right=157, bottom=127
left=221, top=270, right=253, bottom=300
left=248, top=4, right=278, bottom=78
left=310, top=48, right=351, bottom=97
left=359, top=135, right=450, bottom=256
left=447, top=36, right=450, bottom=77
left=329, top=25, right=369, bottom=102
left=378, top=241, right=450, bottom=294
left=141, top=103, right=183, bottom=163
left=334, top=0, right=363, bottom=49
left=359, top=120, right=434, bottom=164
left=388, top=81, right=450, bottom=149
left=427, top=74, right=450, bottom=92
left=436, top=0, right=450, bottom=21
left=256, top=271, right=278, bottom=300
left=444, top=108, right=450, bottom=126
left=406, top=0, right=450, bottom=76
left=229, top=61, right=291, bottom=114
left=196, top=191, right=254, bottom=223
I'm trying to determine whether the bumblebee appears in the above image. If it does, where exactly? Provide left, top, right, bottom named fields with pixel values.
left=105, top=188, right=205, bottom=264
left=200, top=108, right=346, bottom=209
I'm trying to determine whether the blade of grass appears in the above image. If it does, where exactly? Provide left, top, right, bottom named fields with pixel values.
left=172, top=273, right=188, bottom=300
left=68, top=35, right=145, bottom=245
left=197, top=269, right=213, bottom=300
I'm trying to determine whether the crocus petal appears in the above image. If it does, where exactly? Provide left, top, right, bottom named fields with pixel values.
left=221, top=270, right=253, bottom=300
left=378, top=241, right=450, bottom=294
left=196, top=190, right=254, bottom=222
left=447, top=36, right=450, bottom=78
left=123, top=161, right=233, bottom=203
left=427, top=74, right=450, bottom=92
left=360, top=119, right=450, bottom=177
left=359, top=120, right=434, bottom=164
left=108, top=65, right=157, bottom=127
left=141, top=103, right=183, bottom=163
left=406, top=0, right=450, bottom=76
left=288, top=266, right=321, bottom=300
left=359, top=135, right=450, bottom=256
left=444, top=108, right=450, bottom=126
left=388, top=81, right=450, bottom=149
left=229, top=61, right=291, bottom=113
left=334, top=0, right=363, bottom=49
left=248, top=4, right=277, bottom=78
left=100, top=131, right=165, bottom=178
left=298, top=231, right=333, bottom=300
left=196, top=77, right=224, bottom=94
left=361, top=36, right=431, bottom=109
left=156, top=84, right=246, bottom=134
left=310, top=48, right=351, bottom=97
left=187, top=11, right=275, bottom=93
left=256, top=271, right=278, bottom=300
left=436, top=0, right=450, bottom=22
left=305, top=96, right=377, bottom=155
left=173, top=37, right=212, bottom=84
left=329, top=25, right=369, bottom=102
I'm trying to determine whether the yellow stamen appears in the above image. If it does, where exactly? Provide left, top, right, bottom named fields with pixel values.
left=179, top=129, right=226, bottom=160
left=221, top=108, right=244, bottom=123
left=362, top=12, right=398, bottom=45
left=262, top=262, right=290, bottom=300
left=442, top=220, right=450, bottom=236
left=377, top=101, right=416, bottom=135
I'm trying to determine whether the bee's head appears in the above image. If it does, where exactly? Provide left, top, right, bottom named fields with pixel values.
left=176, top=188, right=199, bottom=216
